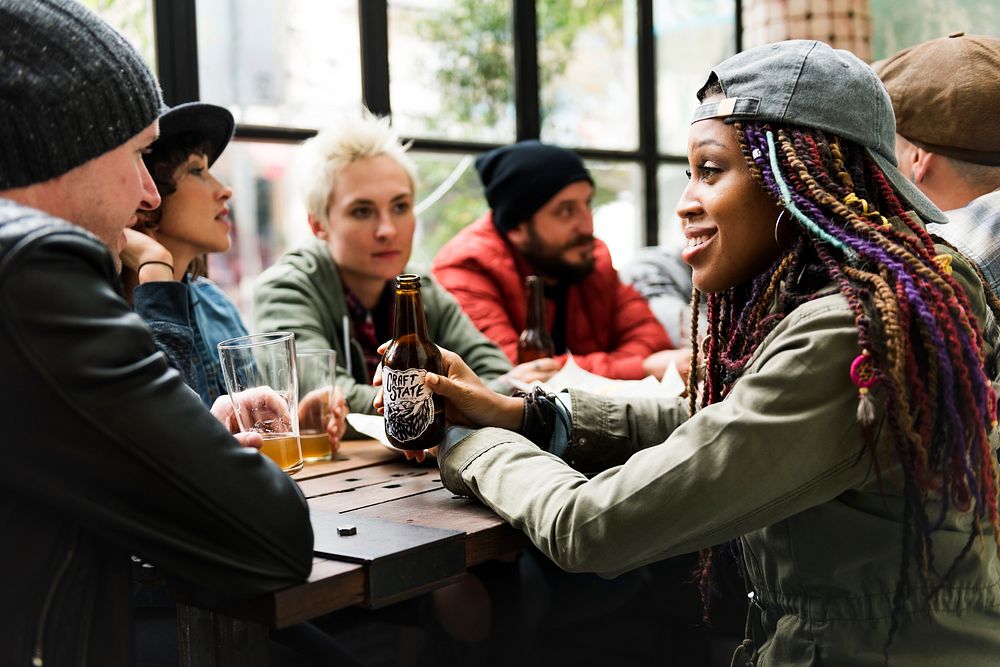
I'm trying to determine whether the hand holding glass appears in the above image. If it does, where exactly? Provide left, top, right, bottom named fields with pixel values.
left=296, top=349, right=338, bottom=462
left=218, top=332, right=303, bottom=474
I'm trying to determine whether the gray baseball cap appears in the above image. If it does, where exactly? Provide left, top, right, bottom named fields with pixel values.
left=692, top=40, right=947, bottom=225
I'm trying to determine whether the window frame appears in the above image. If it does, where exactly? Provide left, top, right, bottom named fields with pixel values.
left=153, top=0, right=741, bottom=246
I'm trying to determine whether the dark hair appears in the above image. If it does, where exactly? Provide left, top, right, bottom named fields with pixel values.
left=137, top=131, right=215, bottom=277
left=696, top=74, right=724, bottom=102
left=687, top=119, right=1000, bottom=654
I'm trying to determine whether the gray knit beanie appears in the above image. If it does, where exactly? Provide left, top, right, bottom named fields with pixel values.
left=0, top=0, right=163, bottom=189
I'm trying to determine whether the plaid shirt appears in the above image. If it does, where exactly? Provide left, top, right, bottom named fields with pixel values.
left=343, top=283, right=394, bottom=381
left=927, top=188, right=1000, bottom=296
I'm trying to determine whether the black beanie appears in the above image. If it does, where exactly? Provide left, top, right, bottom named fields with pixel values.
left=475, top=140, right=593, bottom=232
left=0, top=0, right=163, bottom=189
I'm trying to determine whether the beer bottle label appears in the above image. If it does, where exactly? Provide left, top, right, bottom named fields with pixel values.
left=382, top=367, right=436, bottom=442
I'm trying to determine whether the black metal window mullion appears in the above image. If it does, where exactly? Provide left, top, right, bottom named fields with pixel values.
left=512, top=0, right=541, bottom=141
left=153, top=0, right=199, bottom=106
left=637, top=0, right=658, bottom=247
left=359, top=0, right=391, bottom=117
left=150, top=0, right=744, bottom=245
left=735, top=0, right=744, bottom=53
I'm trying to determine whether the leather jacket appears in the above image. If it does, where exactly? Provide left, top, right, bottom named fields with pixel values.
left=0, top=199, right=313, bottom=666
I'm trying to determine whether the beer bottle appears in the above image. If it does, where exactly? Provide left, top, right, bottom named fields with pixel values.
left=517, top=275, right=555, bottom=364
left=381, top=274, right=445, bottom=450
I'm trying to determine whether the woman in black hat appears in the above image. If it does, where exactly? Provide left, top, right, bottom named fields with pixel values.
left=121, top=103, right=241, bottom=400
left=120, top=102, right=347, bottom=443
left=121, top=102, right=355, bottom=667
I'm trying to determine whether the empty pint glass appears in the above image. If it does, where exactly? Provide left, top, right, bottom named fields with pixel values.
left=218, top=332, right=303, bottom=474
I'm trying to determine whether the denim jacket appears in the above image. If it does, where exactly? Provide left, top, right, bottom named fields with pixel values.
left=133, top=275, right=248, bottom=407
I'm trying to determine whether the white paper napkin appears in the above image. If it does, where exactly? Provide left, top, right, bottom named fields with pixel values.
left=509, top=352, right=685, bottom=398
left=345, top=413, right=434, bottom=457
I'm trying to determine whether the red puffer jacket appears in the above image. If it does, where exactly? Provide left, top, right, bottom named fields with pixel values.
left=432, top=213, right=673, bottom=379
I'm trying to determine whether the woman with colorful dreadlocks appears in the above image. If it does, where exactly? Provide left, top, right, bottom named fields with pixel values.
left=377, top=41, right=1000, bottom=665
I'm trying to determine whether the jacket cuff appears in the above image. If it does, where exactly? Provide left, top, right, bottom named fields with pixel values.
left=564, top=390, right=636, bottom=473
left=133, top=281, right=191, bottom=327
left=438, top=427, right=525, bottom=496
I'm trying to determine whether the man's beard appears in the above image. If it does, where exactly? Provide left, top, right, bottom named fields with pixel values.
left=519, top=223, right=596, bottom=284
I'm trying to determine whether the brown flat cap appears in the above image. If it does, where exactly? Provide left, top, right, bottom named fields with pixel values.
left=878, top=33, right=1000, bottom=166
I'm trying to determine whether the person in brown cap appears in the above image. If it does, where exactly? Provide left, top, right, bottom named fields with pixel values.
left=879, top=32, right=1000, bottom=292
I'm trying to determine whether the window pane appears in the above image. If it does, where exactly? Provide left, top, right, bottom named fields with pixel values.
left=591, top=161, right=643, bottom=267
left=658, top=162, right=688, bottom=250
left=77, top=0, right=156, bottom=68
left=870, top=0, right=1000, bottom=59
left=197, top=0, right=362, bottom=128
left=207, top=141, right=309, bottom=321
left=410, top=153, right=642, bottom=270
left=538, top=1, right=638, bottom=150
left=388, top=1, right=515, bottom=143
left=655, top=0, right=735, bottom=155
left=410, top=152, right=486, bottom=266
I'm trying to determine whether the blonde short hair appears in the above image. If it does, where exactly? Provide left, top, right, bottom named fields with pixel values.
left=300, top=110, right=417, bottom=222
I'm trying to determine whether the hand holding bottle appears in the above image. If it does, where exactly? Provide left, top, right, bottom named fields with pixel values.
left=376, top=344, right=523, bottom=431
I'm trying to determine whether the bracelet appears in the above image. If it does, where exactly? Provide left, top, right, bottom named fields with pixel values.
left=514, top=387, right=565, bottom=449
left=137, top=260, right=174, bottom=275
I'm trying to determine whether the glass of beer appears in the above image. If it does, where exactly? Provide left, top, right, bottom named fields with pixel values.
left=218, top=332, right=303, bottom=475
left=296, top=349, right=337, bottom=462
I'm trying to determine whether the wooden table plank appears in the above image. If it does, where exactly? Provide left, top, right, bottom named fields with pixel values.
left=270, top=558, right=367, bottom=629
left=184, top=438, right=526, bottom=651
left=346, top=487, right=528, bottom=565
left=223, top=557, right=367, bottom=629
left=299, top=446, right=529, bottom=567
left=303, top=464, right=442, bottom=509
left=292, top=439, right=400, bottom=481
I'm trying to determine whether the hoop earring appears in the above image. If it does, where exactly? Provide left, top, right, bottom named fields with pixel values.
left=774, top=208, right=788, bottom=246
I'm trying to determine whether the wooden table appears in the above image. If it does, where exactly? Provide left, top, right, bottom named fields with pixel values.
left=177, top=439, right=527, bottom=666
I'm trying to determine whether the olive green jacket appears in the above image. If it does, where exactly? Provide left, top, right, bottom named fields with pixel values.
left=440, top=245, right=1000, bottom=665
left=253, top=239, right=512, bottom=415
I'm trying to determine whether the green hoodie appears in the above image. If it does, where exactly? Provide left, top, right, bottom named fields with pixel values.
left=253, top=239, right=512, bottom=415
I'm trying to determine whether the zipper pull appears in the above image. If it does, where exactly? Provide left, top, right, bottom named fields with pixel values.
left=747, top=590, right=765, bottom=612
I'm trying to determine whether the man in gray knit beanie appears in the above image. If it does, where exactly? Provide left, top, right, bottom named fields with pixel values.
left=0, top=2, right=314, bottom=665
left=0, top=0, right=163, bottom=189
left=0, top=0, right=164, bottom=266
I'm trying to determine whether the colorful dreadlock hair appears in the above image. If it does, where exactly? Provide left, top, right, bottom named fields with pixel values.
left=688, top=84, right=1000, bottom=649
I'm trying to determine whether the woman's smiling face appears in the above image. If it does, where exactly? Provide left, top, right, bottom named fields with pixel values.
left=676, top=105, right=783, bottom=293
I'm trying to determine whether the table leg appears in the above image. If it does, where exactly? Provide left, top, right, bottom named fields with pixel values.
left=177, top=603, right=270, bottom=667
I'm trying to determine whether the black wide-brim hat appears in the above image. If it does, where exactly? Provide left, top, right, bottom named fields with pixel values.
left=156, top=102, right=235, bottom=166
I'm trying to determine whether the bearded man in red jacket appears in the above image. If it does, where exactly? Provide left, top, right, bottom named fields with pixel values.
left=432, top=140, right=689, bottom=381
